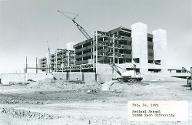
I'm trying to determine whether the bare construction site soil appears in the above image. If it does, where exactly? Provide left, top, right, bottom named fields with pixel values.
left=0, top=78, right=191, bottom=125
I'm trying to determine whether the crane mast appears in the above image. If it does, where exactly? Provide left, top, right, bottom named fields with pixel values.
left=57, top=10, right=91, bottom=40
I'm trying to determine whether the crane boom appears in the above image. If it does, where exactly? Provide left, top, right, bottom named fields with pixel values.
left=71, top=20, right=91, bottom=40
left=57, top=10, right=91, bottom=40
left=111, top=64, right=122, bottom=76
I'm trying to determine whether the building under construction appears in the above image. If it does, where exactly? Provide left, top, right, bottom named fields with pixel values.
left=74, top=27, right=133, bottom=65
left=74, top=22, right=167, bottom=74
left=39, top=49, right=75, bottom=72
left=39, top=22, right=167, bottom=75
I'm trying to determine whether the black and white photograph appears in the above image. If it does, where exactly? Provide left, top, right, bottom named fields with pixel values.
left=0, top=0, right=192, bottom=124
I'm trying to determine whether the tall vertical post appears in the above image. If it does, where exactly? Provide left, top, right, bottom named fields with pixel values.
left=25, top=56, right=28, bottom=73
left=93, top=31, right=98, bottom=81
left=36, top=57, right=38, bottom=74
left=112, top=34, right=115, bottom=64
left=94, top=31, right=98, bottom=81
left=93, top=31, right=95, bottom=72
left=82, top=72, right=84, bottom=81
left=112, top=34, right=115, bottom=79
left=96, top=31, right=98, bottom=72
left=66, top=71, right=69, bottom=80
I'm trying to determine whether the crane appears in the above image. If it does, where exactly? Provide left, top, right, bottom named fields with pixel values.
left=182, top=67, right=192, bottom=87
left=110, top=63, right=143, bottom=82
left=57, top=10, right=91, bottom=40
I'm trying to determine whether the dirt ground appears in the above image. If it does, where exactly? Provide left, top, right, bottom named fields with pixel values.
left=0, top=78, right=191, bottom=125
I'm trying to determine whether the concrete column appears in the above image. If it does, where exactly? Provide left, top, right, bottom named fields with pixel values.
left=36, top=57, right=38, bottom=73
left=152, top=29, right=167, bottom=74
left=66, top=72, right=70, bottom=80
left=93, top=32, right=96, bottom=71
left=131, top=22, right=148, bottom=74
left=112, top=34, right=115, bottom=64
left=95, top=72, right=97, bottom=81
left=82, top=72, right=84, bottom=81
left=96, top=31, right=98, bottom=73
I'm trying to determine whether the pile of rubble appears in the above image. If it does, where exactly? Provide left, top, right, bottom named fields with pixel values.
left=28, top=78, right=101, bottom=91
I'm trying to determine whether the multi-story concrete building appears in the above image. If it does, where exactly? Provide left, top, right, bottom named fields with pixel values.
left=39, top=22, right=167, bottom=77
left=74, top=22, right=167, bottom=74
left=39, top=49, right=75, bottom=72
left=50, top=49, right=75, bottom=72
left=74, top=27, right=133, bottom=65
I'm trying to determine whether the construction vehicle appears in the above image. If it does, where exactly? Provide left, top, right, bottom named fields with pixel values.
left=111, top=63, right=143, bottom=82
left=57, top=10, right=91, bottom=40
left=182, top=67, right=192, bottom=87
left=172, top=67, right=192, bottom=88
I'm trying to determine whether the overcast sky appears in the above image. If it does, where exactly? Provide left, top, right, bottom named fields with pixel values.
left=0, top=0, right=191, bottom=73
